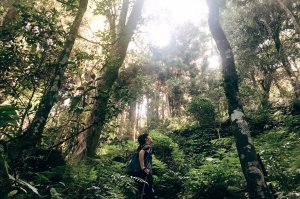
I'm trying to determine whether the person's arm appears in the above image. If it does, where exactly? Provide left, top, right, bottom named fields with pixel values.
left=139, top=149, right=149, bottom=174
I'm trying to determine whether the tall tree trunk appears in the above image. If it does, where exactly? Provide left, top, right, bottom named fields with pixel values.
left=160, top=91, right=166, bottom=122
left=146, top=91, right=159, bottom=129
left=1, top=0, right=19, bottom=27
left=136, top=101, right=141, bottom=134
left=259, top=72, right=273, bottom=110
left=276, top=0, right=300, bottom=34
left=260, top=19, right=300, bottom=98
left=206, top=1, right=273, bottom=198
left=146, top=94, right=152, bottom=127
left=250, top=68, right=258, bottom=89
left=74, top=0, right=145, bottom=159
left=22, top=0, right=89, bottom=147
left=272, top=29, right=300, bottom=98
left=129, top=101, right=137, bottom=140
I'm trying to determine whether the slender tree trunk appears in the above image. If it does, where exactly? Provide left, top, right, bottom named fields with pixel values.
left=259, top=72, right=273, bottom=110
left=161, top=91, right=166, bottom=122
left=74, top=0, right=145, bottom=159
left=206, top=1, right=273, bottom=198
left=272, top=29, right=300, bottom=98
left=146, top=94, right=152, bottom=127
left=136, top=100, right=141, bottom=134
left=22, top=0, right=89, bottom=147
left=1, top=0, right=19, bottom=27
left=250, top=68, right=258, bottom=88
left=129, top=101, right=137, bottom=140
left=260, top=19, right=300, bottom=98
left=154, top=89, right=160, bottom=120
left=146, top=91, right=159, bottom=129
left=276, top=0, right=300, bottom=34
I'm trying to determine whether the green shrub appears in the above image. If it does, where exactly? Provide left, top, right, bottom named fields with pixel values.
left=0, top=105, right=18, bottom=129
left=246, top=109, right=274, bottom=136
left=255, top=129, right=300, bottom=194
left=150, top=130, right=185, bottom=172
left=10, top=143, right=138, bottom=199
left=291, top=98, right=300, bottom=115
left=283, top=115, right=300, bottom=131
left=170, top=125, right=218, bottom=164
left=187, top=96, right=216, bottom=126
left=154, top=170, right=184, bottom=199
left=183, top=150, right=246, bottom=199
left=150, top=156, right=183, bottom=198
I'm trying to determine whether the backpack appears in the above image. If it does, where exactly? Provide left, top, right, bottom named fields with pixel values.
left=125, top=145, right=151, bottom=176
left=125, top=151, right=141, bottom=176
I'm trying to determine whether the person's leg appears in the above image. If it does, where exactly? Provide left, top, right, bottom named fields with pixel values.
left=144, top=174, right=154, bottom=199
left=136, top=171, right=147, bottom=199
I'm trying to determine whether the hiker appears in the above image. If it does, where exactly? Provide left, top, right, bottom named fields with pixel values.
left=137, top=133, right=154, bottom=199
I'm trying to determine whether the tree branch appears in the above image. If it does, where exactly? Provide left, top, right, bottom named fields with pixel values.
left=48, top=123, right=95, bottom=149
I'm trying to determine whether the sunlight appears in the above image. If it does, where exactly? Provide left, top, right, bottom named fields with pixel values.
left=208, top=55, right=221, bottom=69
left=164, top=0, right=208, bottom=24
left=144, top=24, right=172, bottom=47
left=143, top=0, right=208, bottom=47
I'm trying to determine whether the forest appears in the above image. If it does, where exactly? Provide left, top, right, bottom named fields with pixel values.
left=0, top=0, right=299, bottom=198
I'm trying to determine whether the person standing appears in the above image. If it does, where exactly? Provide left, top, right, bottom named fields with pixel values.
left=137, top=133, right=154, bottom=199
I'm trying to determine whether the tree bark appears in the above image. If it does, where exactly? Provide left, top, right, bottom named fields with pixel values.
left=272, top=29, right=300, bottom=98
left=259, top=73, right=273, bottom=110
left=129, top=101, right=137, bottom=140
left=276, top=0, right=300, bottom=34
left=0, top=0, right=18, bottom=27
left=74, top=0, right=145, bottom=159
left=260, top=19, right=300, bottom=98
left=206, top=1, right=273, bottom=198
left=136, top=100, right=141, bottom=134
left=22, top=0, right=89, bottom=147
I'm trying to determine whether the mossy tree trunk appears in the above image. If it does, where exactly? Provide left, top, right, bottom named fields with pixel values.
left=272, top=28, right=300, bottom=98
left=259, top=18, right=300, bottom=99
left=276, top=0, right=300, bottom=34
left=74, top=0, right=145, bottom=159
left=129, top=100, right=137, bottom=140
left=206, top=1, right=273, bottom=198
left=22, top=0, right=89, bottom=147
left=259, top=66, right=275, bottom=110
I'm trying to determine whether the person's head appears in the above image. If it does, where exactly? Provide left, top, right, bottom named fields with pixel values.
left=137, top=133, right=153, bottom=146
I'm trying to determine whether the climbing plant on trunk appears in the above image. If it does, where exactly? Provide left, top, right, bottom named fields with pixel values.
left=206, top=0, right=273, bottom=198
left=74, top=0, right=146, bottom=159
left=22, top=0, right=89, bottom=147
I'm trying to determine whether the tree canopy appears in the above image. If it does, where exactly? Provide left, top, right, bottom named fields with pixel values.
left=0, top=0, right=299, bottom=198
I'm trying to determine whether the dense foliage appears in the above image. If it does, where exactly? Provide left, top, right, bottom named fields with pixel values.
left=1, top=0, right=300, bottom=198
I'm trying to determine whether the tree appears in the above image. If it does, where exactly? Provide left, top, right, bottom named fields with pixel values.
left=276, top=0, right=300, bottom=34
left=21, top=0, right=89, bottom=147
left=206, top=0, right=273, bottom=198
left=74, top=0, right=146, bottom=159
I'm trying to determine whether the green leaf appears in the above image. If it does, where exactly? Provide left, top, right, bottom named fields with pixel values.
left=0, top=105, right=18, bottom=127
left=8, top=190, right=18, bottom=197
left=50, top=187, right=63, bottom=199
left=70, top=95, right=82, bottom=109
left=76, top=86, right=85, bottom=90
left=8, top=174, right=41, bottom=197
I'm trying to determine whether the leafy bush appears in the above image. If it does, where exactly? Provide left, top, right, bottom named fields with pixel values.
left=291, top=98, right=300, bottom=115
left=154, top=170, right=184, bottom=199
left=7, top=141, right=138, bottom=199
left=183, top=149, right=246, bottom=199
left=283, top=115, right=300, bottom=131
left=0, top=105, right=18, bottom=129
left=150, top=130, right=185, bottom=172
left=187, top=96, right=216, bottom=126
left=151, top=157, right=184, bottom=198
left=170, top=125, right=218, bottom=164
left=246, top=109, right=274, bottom=136
left=255, top=129, right=300, bottom=195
